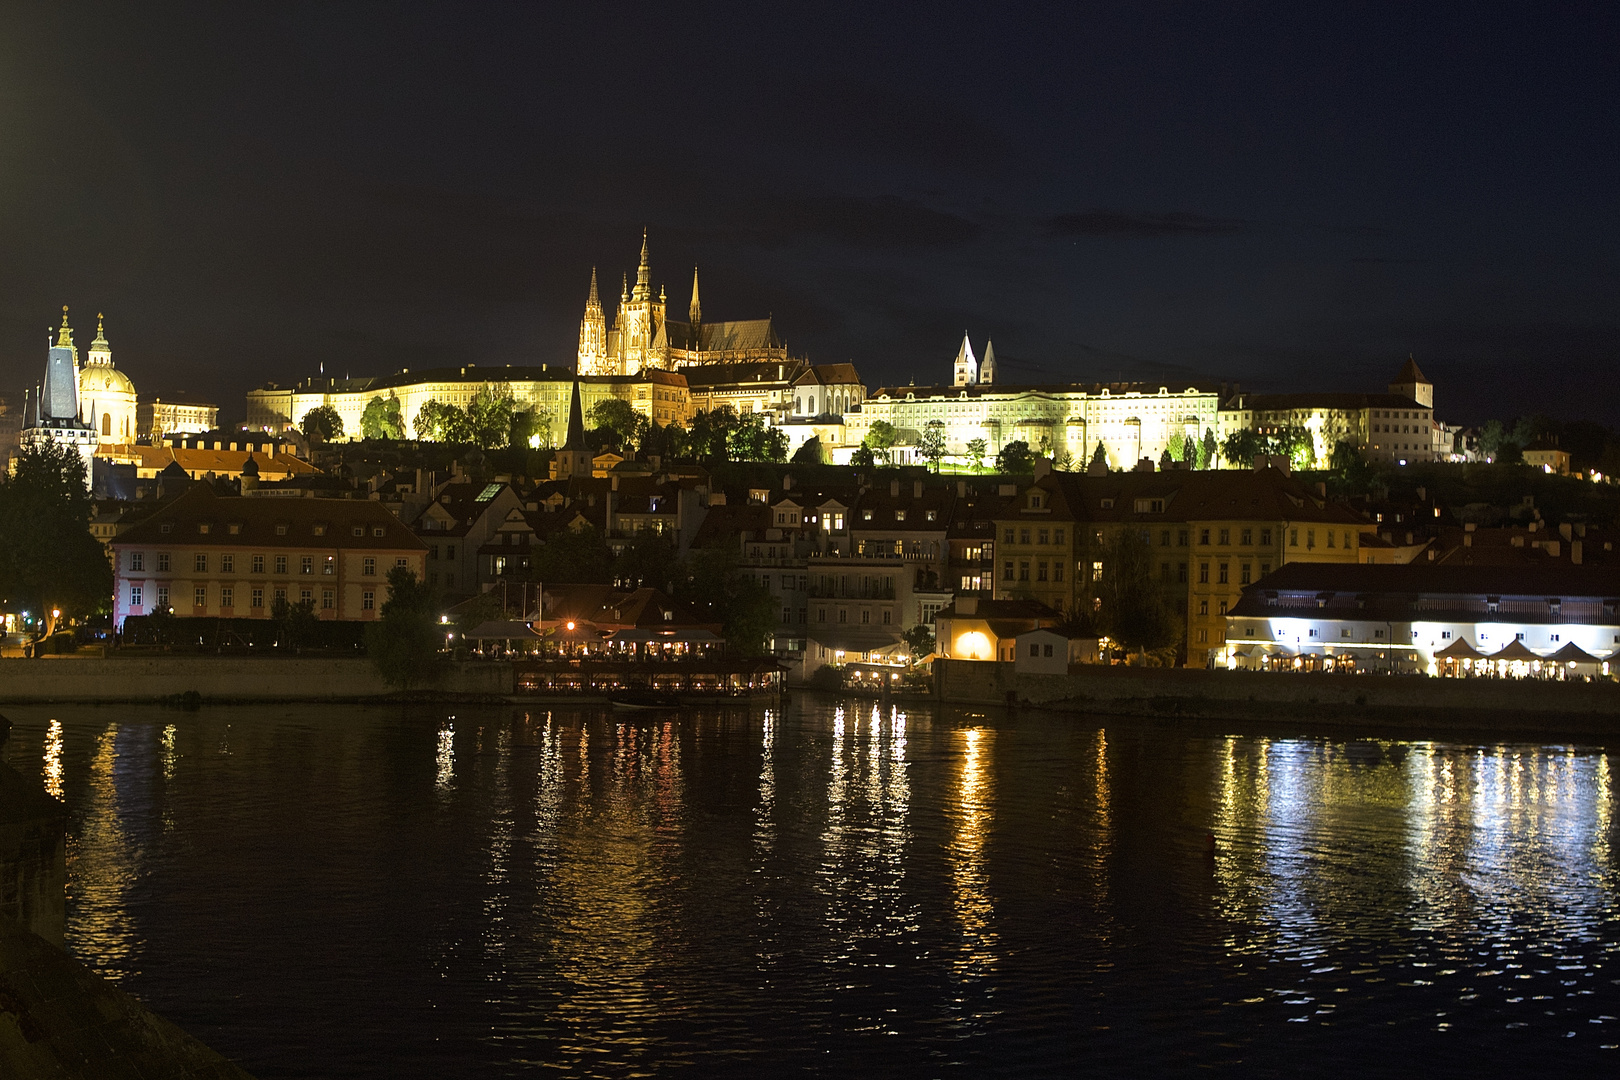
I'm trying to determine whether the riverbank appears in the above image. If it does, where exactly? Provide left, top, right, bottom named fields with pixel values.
left=935, top=658, right=1620, bottom=735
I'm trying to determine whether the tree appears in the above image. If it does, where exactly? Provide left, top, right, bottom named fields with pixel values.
left=1200, top=428, right=1218, bottom=470
left=360, top=396, right=405, bottom=440
left=1222, top=430, right=1262, bottom=468
left=466, top=386, right=516, bottom=449
left=271, top=595, right=319, bottom=650
left=728, top=410, right=788, bottom=462
left=864, top=420, right=899, bottom=464
left=0, top=442, right=112, bottom=635
left=590, top=398, right=646, bottom=448
left=365, top=566, right=444, bottom=690
left=851, top=444, right=877, bottom=468
left=510, top=407, right=553, bottom=450
left=792, top=436, right=826, bottom=465
left=995, top=439, right=1033, bottom=474
left=614, top=531, right=679, bottom=591
left=1183, top=433, right=1198, bottom=464
left=412, top=399, right=471, bottom=442
left=1159, top=448, right=1174, bottom=471
left=901, top=623, right=935, bottom=661
left=1094, top=529, right=1181, bottom=656
left=1328, top=439, right=1378, bottom=496
left=966, top=438, right=987, bottom=473
left=1497, top=441, right=1525, bottom=465
left=532, top=525, right=614, bottom=584
left=301, top=405, right=344, bottom=443
left=918, top=420, right=947, bottom=472
left=675, top=547, right=778, bottom=657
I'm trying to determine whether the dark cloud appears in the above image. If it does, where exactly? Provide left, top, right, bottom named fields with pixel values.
left=1045, top=211, right=1252, bottom=238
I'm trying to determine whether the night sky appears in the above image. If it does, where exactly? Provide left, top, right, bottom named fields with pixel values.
left=3, top=2, right=1616, bottom=425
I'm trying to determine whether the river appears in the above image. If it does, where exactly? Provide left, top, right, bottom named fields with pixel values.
left=1, top=699, right=1616, bottom=1076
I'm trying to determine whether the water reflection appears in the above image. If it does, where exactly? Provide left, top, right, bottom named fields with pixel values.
left=949, top=726, right=997, bottom=979
left=42, top=718, right=63, bottom=799
left=68, top=724, right=140, bottom=982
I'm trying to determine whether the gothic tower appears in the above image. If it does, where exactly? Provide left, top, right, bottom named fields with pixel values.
left=953, top=333, right=978, bottom=387
left=577, top=268, right=608, bottom=374
left=689, top=266, right=702, bottom=328
left=979, top=340, right=997, bottom=385
left=1389, top=355, right=1433, bottom=408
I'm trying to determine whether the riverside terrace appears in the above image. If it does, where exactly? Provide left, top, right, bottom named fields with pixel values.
left=1222, top=561, right=1620, bottom=677
left=451, top=584, right=785, bottom=699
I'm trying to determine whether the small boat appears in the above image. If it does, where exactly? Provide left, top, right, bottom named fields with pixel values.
left=608, top=689, right=682, bottom=711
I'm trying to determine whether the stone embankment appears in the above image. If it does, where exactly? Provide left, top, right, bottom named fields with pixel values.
left=935, top=659, right=1620, bottom=735
left=0, top=657, right=512, bottom=704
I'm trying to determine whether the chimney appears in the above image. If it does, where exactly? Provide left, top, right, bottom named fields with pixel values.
left=1572, top=540, right=1583, bottom=565
left=914, top=480, right=923, bottom=499
left=1316, top=482, right=1327, bottom=498
left=1033, top=457, right=1052, bottom=482
left=783, top=474, right=793, bottom=491
left=1559, top=522, right=1573, bottom=541
left=957, top=480, right=967, bottom=497
left=956, top=596, right=978, bottom=615
left=890, top=479, right=900, bottom=497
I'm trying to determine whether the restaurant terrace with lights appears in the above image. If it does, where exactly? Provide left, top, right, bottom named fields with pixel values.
left=451, top=583, right=783, bottom=699
left=1221, top=562, right=1620, bottom=678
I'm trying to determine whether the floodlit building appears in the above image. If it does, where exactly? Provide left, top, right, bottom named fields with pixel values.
left=933, top=596, right=1062, bottom=662
left=19, top=308, right=98, bottom=484
left=576, top=234, right=793, bottom=376
left=109, top=485, right=427, bottom=628
left=1223, top=562, right=1620, bottom=676
left=138, top=392, right=220, bottom=438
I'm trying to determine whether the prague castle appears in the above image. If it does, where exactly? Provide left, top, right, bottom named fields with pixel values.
left=577, top=232, right=789, bottom=376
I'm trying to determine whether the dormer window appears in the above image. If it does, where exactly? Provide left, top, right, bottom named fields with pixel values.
left=862, top=510, right=873, bottom=521
left=313, top=524, right=327, bottom=536
left=1029, top=494, right=1044, bottom=509
left=373, top=526, right=386, bottom=537
left=353, top=526, right=365, bottom=536
left=198, top=523, right=211, bottom=534
left=1100, top=499, right=1114, bottom=510
left=926, top=510, right=937, bottom=522
left=275, top=524, right=288, bottom=535
left=895, top=510, right=906, bottom=522
left=228, top=524, right=241, bottom=535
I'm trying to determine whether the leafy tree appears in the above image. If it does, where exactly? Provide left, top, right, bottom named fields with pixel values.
left=365, top=566, right=444, bottom=690
left=918, top=420, right=947, bottom=472
left=850, top=444, right=877, bottom=468
left=412, top=399, right=472, bottom=442
left=901, top=623, right=935, bottom=661
left=1200, top=428, right=1218, bottom=470
left=1183, top=433, right=1198, bottom=464
left=532, top=525, right=614, bottom=584
left=1222, top=429, right=1262, bottom=468
left=965, top=437, right=987, bottom=472
left=1159, top=448, right=1174, bottom=471
left=1497, top=441, right=1525, bottom=465
left=675, top=548, right=777, bottom=657
left=864, top=419, right=899, bottom=464
left=1327, top=439, right=1378, bottom=496
left=590, top=398, right=647, bottom=448
left=995, top=439, right=1033, bottom=474
left=510, top=407, right=553, bottom=450
left=300, top=404, right=344, bottom=443
left=1094, top=528, right=1181, bottom=656
left=271, top=595, right=319, bottom=650
left=792, top=436, right=826, bottom=465
left=1478, top=419, right=1505, bottom=459
left=466, top=386, right=516, bottom=449
left=1089, top=441, right=1109, bottom=472
left=728, top=410, right=788, bottom=462
left=360, top=395, right=405, bottom=440
left=0, top=442, right=111, bottom=634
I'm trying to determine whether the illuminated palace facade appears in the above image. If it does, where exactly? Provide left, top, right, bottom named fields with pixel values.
left=577, top=232, right=790, bottom=376
left=845, top=336, right=1222, bottom=470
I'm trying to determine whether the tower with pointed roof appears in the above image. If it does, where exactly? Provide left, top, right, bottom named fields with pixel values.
left=549, top=380, right=596, bottom=480
left=953, top=333, right=979, bottom=387
left=577, top=269, right=609, bottom=375
left=1388, top=355, right=1433, bottom=408
left=979, top=340, right=997, bottom=386
left=578, top=232, right=787, bottom=377
left=21, top=307, right=97, bottom=486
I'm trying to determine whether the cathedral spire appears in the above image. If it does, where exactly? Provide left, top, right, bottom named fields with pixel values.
left=632, top=228, right=651, bottom=301
left=620, top=272, right=629, bottom=303
left=979, top=339, right=996, bottom=385
left=56, top=306, right=73, bottom=348
left=585, top=267, right=602, bottom=315
left=563, top=380, right=587, bottom=450
left=689, top=266, right=702, bottom=326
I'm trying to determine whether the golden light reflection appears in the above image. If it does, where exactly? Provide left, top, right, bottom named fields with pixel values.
left=435, top=720, right=455, bottom=790
left=42, top=719, right=64, bottom=799
left=160, top=723, right=177, bottom=784
left=949, top=726, right=997, bottom=978
left=67, top=724, right=140, bottom=983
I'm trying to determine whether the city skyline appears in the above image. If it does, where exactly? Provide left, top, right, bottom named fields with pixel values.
left=1, top=5, right=1616, bottom=427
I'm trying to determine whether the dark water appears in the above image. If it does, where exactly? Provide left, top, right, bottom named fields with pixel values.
left=2, top=699, right=1618, bottom=1077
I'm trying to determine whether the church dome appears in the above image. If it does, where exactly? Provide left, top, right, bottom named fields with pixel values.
left=79, top=363, right=136, bottom=397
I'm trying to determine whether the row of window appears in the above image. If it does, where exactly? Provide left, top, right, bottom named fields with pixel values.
left=1003, top=560, right=1068, bottom=583
left=1003, top=527, right=1068, bottom=546
left=128, top=552, right=391, bottom=576
left=128, top=584, right=376, bottom=611
left=812, top=608, right=894, bottom=624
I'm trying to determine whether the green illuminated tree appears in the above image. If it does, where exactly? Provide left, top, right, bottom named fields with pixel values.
left=864, top=419, right=899, bottom=464
left=300, top=404, right=344, bottom=443
left=466, top=386, right=516, bottom=449
left=0, top=441, right=111, bottom=632
left=966, top=438, right=987, bottom=472
left=360, top=395, right=405, bottom=440
left=589, top=398, right=646, bottom=447
left=1200, top=428, right=1218, bottom=470
left=365, top=566, right=444, bottom=690
left=918, top=420, right=947, bottom=472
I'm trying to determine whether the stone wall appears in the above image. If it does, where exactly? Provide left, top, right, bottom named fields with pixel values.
left=0, top=658, right=513, bottom=704
left=935, top=659, right=1620, bottom=734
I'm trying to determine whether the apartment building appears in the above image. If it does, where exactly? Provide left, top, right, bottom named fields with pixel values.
left=110, top=485, right=427, bottom=627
